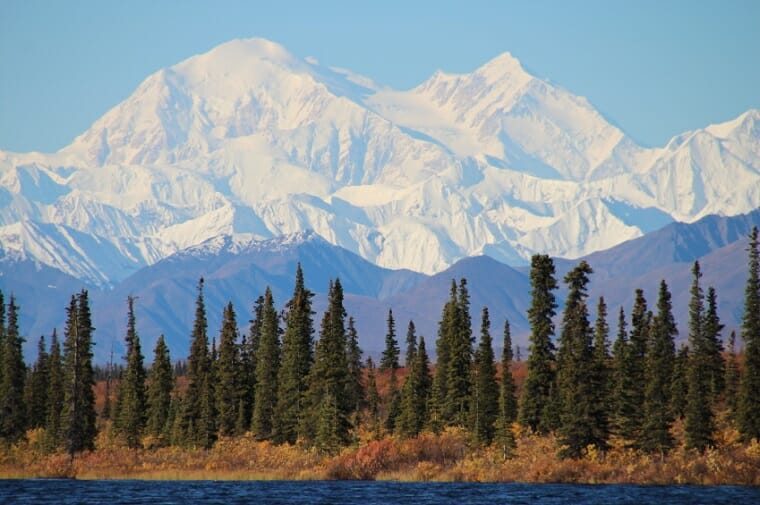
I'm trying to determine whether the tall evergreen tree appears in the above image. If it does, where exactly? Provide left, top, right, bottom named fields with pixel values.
left=725, top=331, right=740, bottom=421
left=25, top=335, right=49, bottom=429
left=252, top=287, right=281, bottom=440
left=738, top=226, right=760, bottom=442
left=518, top=254, right=558, bottom=434
left=495, top=319, right=518, bottom=458
left=405, top=320, right=417, bottom=367
left=62, top=291, right=97, bottom=456
left=589, top=297, right=611, bottom=451
left=215, top=302, right=240, bottom=437
left=239, top=295, right=264, bottom=434
left=380, top=309, right=400, bottom=371
left=397, top=335, right=432, bottom=438
left=182, top=278, right=215, bottom=448
left=471, top=307, right=499, bottom=446
left=445, top=278, right=474, bottom=426
left=430, top=280, right=458, bottom=431
left=44, top=329, right=63, bottom=451
left=640, top=280, right=677, bottom=453
left=0, top=295, right=26, bottom=444
left=146, top=335, right=173, bottom=440
left=611, top=306, right=635, bottom=441
left=671, top=345, right=690, bottom=420
left=556, top=261, right=599, bottom=458
left=115, top=296, right=147, bottom=448
left=302, top=279, right=351, bottom=451
left=685, top=261, right=715, bottom=452
left=273, top=264, right=315, bottom=445
left=365, top=356, right=381, bottom=439
left=703, top=287, right=725, bottom=401
left=345, top=317, right=364, bottom=421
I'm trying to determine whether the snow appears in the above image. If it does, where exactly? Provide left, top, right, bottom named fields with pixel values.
left=2, top=38, right=760, bottom=283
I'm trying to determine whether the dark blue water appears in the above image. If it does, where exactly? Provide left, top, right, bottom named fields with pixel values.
left=1, top=480, right=758, bottom=504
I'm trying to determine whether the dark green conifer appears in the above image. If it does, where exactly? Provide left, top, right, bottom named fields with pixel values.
left=25, top=335, right=49, bottom=429
left=238, top=295, right=264, bottom=434
left=611, top=306, right=635, bottom=441
left=405, top=320, right=417, bottom=367
left=115, top=296, right=147, bottom=448
left=44, top=330, right=63, bottom=451
left=518, top=254, right=558, bottom=434
left=445, top=278, right=474, bottom=426
left=62, top=291, right=97, bottom=455
left=556, top=261, right=599, bottom=458
left=671, top=345, right=689, bottom=420
left=685, top=261, right=715, bottom=452
left=302, top=279, right=351, bottom=451
left=252, top=287, right=280, bottom=440
left=0, top=295, right=26, bottom=444
left=431, top=280, right=457, bottom=431
left=182, top=278, right=215, bottom=449
left=273, top=264, right=315, bottom=444
left=640, top=280, right=677, bottom=454
left=365, top=356, right=381, bottom=439
left=380, top=309, right=400, bottom=371
left=146, top=335, right=173, bottom=441
left=738, top=226, right=760, bottom=442
left=495, top=319, right=518, bottom=458
left=703, top=287, right=725, bottom=401
left=215, top=302, right=240, bottom=437
left=588, top=297, right=611, bottom=451
left=397, top=335, right=432, bottom=438
left=725, top=331, right=740, bottom=421
left=345, top=317, right=364, bottom=421
left=471, top=307, right=498, bottom=446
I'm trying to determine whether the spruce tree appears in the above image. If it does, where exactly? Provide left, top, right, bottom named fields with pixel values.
left=685, top=261, right=715, bottom=452
left=25, top=335, right=49, bottom=429
left=724, top=331, right=740, bottom=421
left=365, top=356, right=381, bottom=439
left=589, top=297, right=611, bottom=452
left=671, top=345, right=689, bottom=420
left=215, top=302, right=240, bottom=437
left=380, top=309, right=400, bottom=371
left=495, top=319, right=517, bottom=459
left=518, top=254, right=558, bottom=434
left=239, top=295, right=264, bottom=434
left=640, top=280, right=677, bottom=454
left=738, top=226, right=760, bottom=442
left=397, top=335, right=432, bottom=438
left=116, top=296, right=147, bottom=448
left=471, top=307, right=498, bottom=446
left=628, top=289, right=650, bottom=436
left=703, top=287, right=725, bottom=402
left=273, top=264, right=315, bottom=444
left=302, top=279, right=351, bottom=451
left=252, top=287, right=281, bottom=440
left=556, top=261, right=599, bottom=458
left=0, top=295, right=27, bottom=444
left=430, top=280, right=458, bottom=431
left=384, top=368, right=402, bottom=434
left=445, top=278, right=474, bottom=426
left=405, top=320, right=417, bottom=367
left=44, top=329, right=63, bottom=451
left=611, top=306, right=636, bottom=441
left=345, top=317, right=364, bottom=422
left=182, top=278, right=215, bottom=448
left=146, top=335, right=173, bottom=441
left=62, top=291, right=97, bottom=455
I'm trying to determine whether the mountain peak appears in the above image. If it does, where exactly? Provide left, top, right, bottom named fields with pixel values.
left=476, top=50, right=529, bottom=79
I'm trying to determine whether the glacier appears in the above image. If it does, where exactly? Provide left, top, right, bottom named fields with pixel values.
left=1, top=37, right=759, bottom=285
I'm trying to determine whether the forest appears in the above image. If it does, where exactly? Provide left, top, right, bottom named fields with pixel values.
left=0, top=227, right=759, bottom=483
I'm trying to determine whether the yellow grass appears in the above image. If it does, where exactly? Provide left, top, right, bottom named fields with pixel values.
left=2, top=425, right=759, bottom=484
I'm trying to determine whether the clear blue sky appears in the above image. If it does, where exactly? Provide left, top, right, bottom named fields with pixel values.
left=1, top=0, right=758, bottom=152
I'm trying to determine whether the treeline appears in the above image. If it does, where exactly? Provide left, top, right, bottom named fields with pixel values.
left=1, top=228, right=760, bottom=460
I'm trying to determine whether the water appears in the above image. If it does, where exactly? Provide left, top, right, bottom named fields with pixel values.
left=0, top=480, right=758, bottom=505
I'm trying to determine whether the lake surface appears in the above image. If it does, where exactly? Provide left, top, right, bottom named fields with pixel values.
left=1, top=480, right=758, bottom=504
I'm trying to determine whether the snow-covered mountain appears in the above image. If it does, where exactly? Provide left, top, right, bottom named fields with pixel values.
left=1, top=38, right=759, bottom=284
